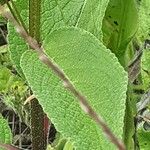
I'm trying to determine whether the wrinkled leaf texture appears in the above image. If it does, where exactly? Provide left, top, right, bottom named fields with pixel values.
left=9, top=0, right=109, bottom=74
left=21, top=27, right=128, bottom=149
left=0, top=115, right=12, bottom=149
left=8, top=0, right=128, bottom=149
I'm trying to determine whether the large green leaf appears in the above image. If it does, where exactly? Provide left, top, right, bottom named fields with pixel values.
left=41, top=0, right=109, bottom=41
left=21, top=27, right=128, bottom=149
left=0, top=115, right=12, bottom=145
left=8, top=0, right=109, bottom=75
left=102, top=0, right=138, bottom=65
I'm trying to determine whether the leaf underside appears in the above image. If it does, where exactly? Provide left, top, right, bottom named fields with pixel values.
left=21, top=27, right=128, bottom=150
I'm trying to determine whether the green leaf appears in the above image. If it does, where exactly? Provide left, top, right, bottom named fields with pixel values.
left=21, top=27, right=128, bottom=149
left=138, top=129, right=150, bottom=150
left=41, top=0, right=109, bottom=41
left=102, top=0, right=138, bottom=65
left=8, top=0, right=29, bottom=75
left=63, top=141, right=74, bottom=150
left=141, top=49, right=150, bottom=90
left=0, top=65, right=11, bottom=92
left=136, top=0, right=150, bottom=42
left=8, top=0, right=109, bottom=75
left=0, top=115, right=12, bottom=145
left=136, top=0, right=150, bottom=91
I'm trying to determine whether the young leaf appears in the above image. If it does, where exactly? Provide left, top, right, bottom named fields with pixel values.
left=21, top=27, right=128, bottom=149
left=102, top=0, right=138, bottom=65
left=0, top=115, right=12, bottom=145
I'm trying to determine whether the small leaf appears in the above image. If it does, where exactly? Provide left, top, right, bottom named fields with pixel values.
left=0, top=65, right=11, bottom=92
left=21, top=27, right=128, bottom=149
left=138, top=129, right=150, bottom=150
left=0, top=115, right=12, bottom=145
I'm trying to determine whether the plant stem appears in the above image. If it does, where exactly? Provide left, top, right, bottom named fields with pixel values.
left=31, top=99, right=47, bottom=150
left=29, top=0, right=41, bottom=42
left=28, top=0, right=47, bottom=149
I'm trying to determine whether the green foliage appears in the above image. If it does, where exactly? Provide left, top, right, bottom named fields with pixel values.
left=0, top=46, right=7, bottom=54
left=8, top=0, right=110, bottom=74
left=0, top=115, right=12, bottom=146
left=21, top=27, right=128, bottom=149
left=0, top=65, right=11, bottom=91
left=102, top=0, right=138, bottom=66
left=41, top=0, right=109, bottom=41
left=141, top=49, right=150, bottom=90
left=8, top=0, right=29, bottom=75
left=3, top=0, right=150, bottom=149
left=136, top=0, right=150, bottom=42
left=136, top=0, right=150, bottom=91
left=0, top=44, right=29, bottom=124
left=47, top=134, right=74, bottom=150
left=138, top=129, right=150, bottom=150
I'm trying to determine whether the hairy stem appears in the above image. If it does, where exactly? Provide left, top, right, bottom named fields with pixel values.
left=28, top=0, right=47, bottom=149
left=31, top=99, right=47, bottom=150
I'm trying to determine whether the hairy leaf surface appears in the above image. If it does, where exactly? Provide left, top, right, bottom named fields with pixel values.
left=8, top=0, right=109, bottom=75
left=0, top=115, right=12, bottom=145
left=21, top=27, right=128, bottom=149
left=8, top=0, right=29, bottom=75
left=41, top=0, right=109, bottom=41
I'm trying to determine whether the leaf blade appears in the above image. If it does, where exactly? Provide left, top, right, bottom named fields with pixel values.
left=0, top=115, right=12, bottom=145
left=21, top=27, right=128, bottom=149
